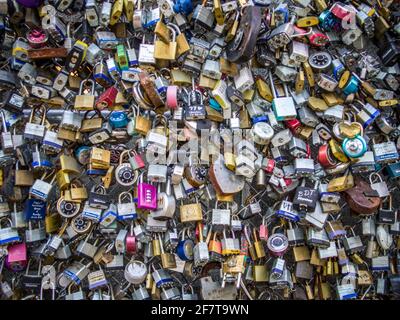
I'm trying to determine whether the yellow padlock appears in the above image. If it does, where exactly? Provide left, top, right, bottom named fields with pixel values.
left=296, top=16, right=319, bottom=28
left=256, top=78, right=273, bottom=102
left=110, top=0, right=123, bottom=25
left=123, top=0, right=135, bottom=22
left=329, top=139, right=349, bottom=163
left=154, top=26, right=177, bottom=60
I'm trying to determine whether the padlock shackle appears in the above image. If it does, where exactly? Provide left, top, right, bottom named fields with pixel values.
left=79, top=79, right=95, bottom=95
left=118, top=191, right=133, bottom=203
left=369, top=172, right=383, bottom=184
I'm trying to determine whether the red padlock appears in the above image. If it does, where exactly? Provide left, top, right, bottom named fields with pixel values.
left=318, top=144, right=337, bottom=168
left=283, top=178, right=293, bottom=189
left=263, top=158, right=275, bottom=174
left=306, top=143, right=311, bottom=158
left=294, top=26, right=328, bottom=46
left=285, top=119, right=302, bottom=134
left=95, top=86, right=118, bottom=110
left=26, top=28, right=48, bottom=48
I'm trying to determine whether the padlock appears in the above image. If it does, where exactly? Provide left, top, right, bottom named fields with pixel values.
left=342, top=227, right=364, bottom=254
left=136, top=172, right=157, bottom=210
left=24, top=106, right=47, bottom=142
left=88, top=185, right=110, bottom=210
left=0, top=217, right=20, bottom=245
left=193, top=223, right=210, bottom=267
left=269, top=71, right=296, bottom=121
left=179, top=197, right=202, bottom=223
left=25, top=220, right=46, bottom=243
left=74, top=79, right=95, bottom=111
left=154, top=25, right=177, bottom=61
left=29, top=171, right=56, bottom=201
left=138, top=35, right=156, bottom=66
left=114, top=150, right=139, bottom=187
left=117, top=192, right=137, bottom=221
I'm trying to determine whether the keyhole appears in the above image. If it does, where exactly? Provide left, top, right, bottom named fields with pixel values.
left=368, top=197, right=374, bottom=203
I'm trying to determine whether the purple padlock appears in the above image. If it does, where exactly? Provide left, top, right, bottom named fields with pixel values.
left=136, top=173, right=157, bottom=210
left=16, top=0, right=43, bottom=8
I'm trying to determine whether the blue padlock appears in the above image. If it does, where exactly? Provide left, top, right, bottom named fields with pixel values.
left=86, top=168, right=108, bottom=176
left=209, top=98, right=222, bottom=111
left=24, top=199, right=46, bottom=220
left=173, top=0, right=193, bottom=16
left=319, top=10, right=341, bottom=32
left=75, top=146, right=92, bottom=165
left=109, top=111, right=128, bottom=128
left=342, top=76, right=359, bottom=95
left=176, top=229, right=194, bottom=261
left=342, top=135, right=367, bottom=158
left=252, top=115, right=269, bottom=124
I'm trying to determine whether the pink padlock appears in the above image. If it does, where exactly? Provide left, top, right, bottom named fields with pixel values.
left=259, top=216, right=269, bottom=241
left=129, top=150, right=145, bottom=170
left=126, top=223, right=137, bottom=254
left=330, top=2, right=354, bottom=20
left=136, top=173, right=157, bottom=210
left=166, top=86, right=178, bottom=109
left=5, top=242, right=28, bottom=272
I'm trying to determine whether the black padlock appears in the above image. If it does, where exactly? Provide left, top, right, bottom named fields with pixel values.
left=378, top=32, right=400, bottom=66
left=377, top=196, right=396, bottom=225
left=292, top=180, right=319, bottom=213
left=185, top=89, right=206, bottom=121
left=88, top=185, right=110, bottom=209
left=2, top=90, right=25, bottom=114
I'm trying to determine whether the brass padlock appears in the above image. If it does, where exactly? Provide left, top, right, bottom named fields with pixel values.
left=293, top=246, right=311, bottom=262
left=327, top=171, right=354, bottom=192
left=253, top=264, right=269, bottom=282
left=14, top=161, right=34, bottom=187
left=90, top=147, right=111, bottom=167
left=134, top=113, right=152, bottom=135
left=154, top=26, right=177, bottom=61
left=56, top=170, right=71, bottom=191
left=70, top=181, right=88, bottom=201
left=81, top=110, right=103, bottom=133
left=74, top=79, right=95, bottom=111
left=60, top=154, right=81, bottom=174
left=180, top=200, right=203, bottom=223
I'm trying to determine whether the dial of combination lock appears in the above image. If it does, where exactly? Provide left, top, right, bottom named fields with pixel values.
left=309, top=51, right=332, bottom=71
left=186, top=165, right=207, bottom=187
left=116, top=163, right=138, bottom=186
left=57, top=197, right=80, bottom=218
left=71, top=216, right=92, bottom=234
left=267, top=233, right=289, bottom=255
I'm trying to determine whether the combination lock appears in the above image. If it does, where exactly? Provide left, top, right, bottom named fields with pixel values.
left=308, top=51, right=332, bottom=71
left=267, top=232, right=289, bottom=257
left=71, top=216, right=92, bottom=234
left=115, top=163, right=138, bottom=186
left=342, top=136, right=367, bottom=158
left=57, top=197, right=80, bottom=218
left=185, top=165, right=207, bottom=187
